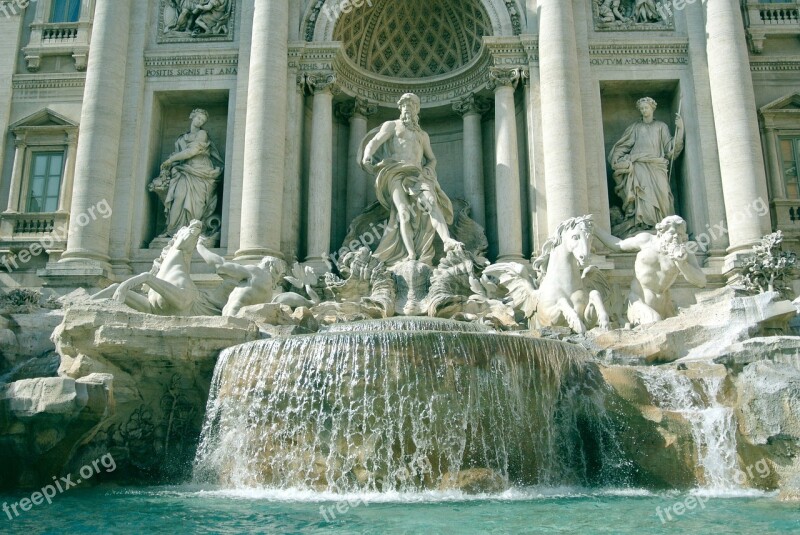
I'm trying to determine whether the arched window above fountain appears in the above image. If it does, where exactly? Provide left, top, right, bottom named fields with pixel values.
left=333, top=0, right=492, bottom=79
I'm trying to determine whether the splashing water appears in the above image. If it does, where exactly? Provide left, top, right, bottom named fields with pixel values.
left=640, top=367, right=740, bottom=491
left=194, top=319, right=624, bottom=492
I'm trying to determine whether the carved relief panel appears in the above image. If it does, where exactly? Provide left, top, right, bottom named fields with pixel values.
left=159, top=0, right=235, bottom=43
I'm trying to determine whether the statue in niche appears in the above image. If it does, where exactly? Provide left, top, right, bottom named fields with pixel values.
left=609, top=97, right=684, bottom=237
left=149, top=109, right=223, bottom=240
left=359, top=93, right=463, bottom=267
left=594, top=215, right=706, bottom=326
left=164, top=0, right=231, bottom=37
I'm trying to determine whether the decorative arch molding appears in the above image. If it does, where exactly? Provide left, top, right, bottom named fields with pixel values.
left=288, top=37, right=530, bottom=108
left=304, top=0, right=520, bottom=43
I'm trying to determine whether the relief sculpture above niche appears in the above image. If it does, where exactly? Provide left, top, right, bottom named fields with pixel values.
left=592, top=0, right=674, bottom=31
left=159, top=0, right=235, bottom=43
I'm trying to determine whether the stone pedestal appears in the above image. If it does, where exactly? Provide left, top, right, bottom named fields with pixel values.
left=391, top=260, right=432, bottom=316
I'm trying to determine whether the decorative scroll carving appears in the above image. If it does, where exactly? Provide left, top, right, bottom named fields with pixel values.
left=305, top=72, right=340, bottom=95
left=488, top=67, right=522, bottom=91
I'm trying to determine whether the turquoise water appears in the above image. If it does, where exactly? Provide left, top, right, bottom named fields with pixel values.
left=0, top=486, right=797, bottom=534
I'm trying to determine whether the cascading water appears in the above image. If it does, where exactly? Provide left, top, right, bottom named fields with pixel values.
left=640, top=367, right=740, bottom=490
left=194, top=318, right=625, bottom=492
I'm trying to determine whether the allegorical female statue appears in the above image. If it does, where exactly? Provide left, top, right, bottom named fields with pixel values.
left=609, top=97, right=684, bottom=236
left=150, top=109, right=223, bottom=238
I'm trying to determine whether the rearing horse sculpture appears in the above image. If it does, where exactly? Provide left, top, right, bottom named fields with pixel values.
left=484, top=215, right=611, bottom=334
left=94, top=220, right=215, bottom=316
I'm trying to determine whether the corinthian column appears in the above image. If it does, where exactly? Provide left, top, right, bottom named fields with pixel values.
left=58, top=0, right=132, bottom=277
left=453, top=94, right=491, bottom=227
left=337, top=98, right=377, bottom=224
left=236, top=0, right=289, bottom=260
left=305, top=73, right=338, bottom=269
left=538, top=0, right=588, bottom=233
left=490, top=68, right=525, bottom=263
left=705, top=0, right=771, bottom=253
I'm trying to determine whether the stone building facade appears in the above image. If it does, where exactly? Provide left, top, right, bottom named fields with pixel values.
left=0, top=0, right=798, bottom=297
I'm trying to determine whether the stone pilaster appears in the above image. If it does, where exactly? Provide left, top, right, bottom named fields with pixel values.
left=236, top=0, right=289, bottom=261
left=538, top=0, right=588, bottom=233
left=489, top=68, right=525, bottom=263
left=58, top=131, right=79, bottom=213
left=54, top=0, right=132, bottom=284
left=305, top=72, right=339, bottom=270
left=453, top=94, right=491, bottom=227
left=5, top=138, right=25, bottom=212
left=337, top=97, right=378, bottom=224
left=705, top=0, right=771, bottom=255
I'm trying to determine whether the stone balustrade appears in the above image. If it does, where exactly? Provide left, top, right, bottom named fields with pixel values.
left=745, top=1, right=800, bottom=53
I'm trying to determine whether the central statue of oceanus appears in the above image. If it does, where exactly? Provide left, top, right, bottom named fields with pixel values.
left=359, top=93, right=463, bottom=267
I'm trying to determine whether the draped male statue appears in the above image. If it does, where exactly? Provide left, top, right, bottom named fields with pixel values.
left=359, top=93, right=462, bottom=267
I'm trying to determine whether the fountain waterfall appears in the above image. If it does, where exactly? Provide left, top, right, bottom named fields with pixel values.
left=194, top=318, right=624, bottom=492
left=640, top=368, right=741, bottom=490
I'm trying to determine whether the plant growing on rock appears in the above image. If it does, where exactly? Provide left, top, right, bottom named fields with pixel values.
left=739, top=231, right=798, bottom=300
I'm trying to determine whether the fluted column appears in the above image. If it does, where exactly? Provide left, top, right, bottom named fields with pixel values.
left=280, top=72, right=306, bottom=262
left=59, top=0, right=131, bottom=273
left=305, top=73, right=338, bottom=268
left=705, top=0, right=771, bottom=252
left=538, top=0, right=588, bottom=233
left=236, top=0, right=289, bottom=260
left=453, top=94, right=490, bottom=227
left=337, top=97, right=377, bottom=224
left=490, top=68, right=525, bottom=263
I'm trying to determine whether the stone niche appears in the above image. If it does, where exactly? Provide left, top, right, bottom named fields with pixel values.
left=143, top=90, right=230, bottom=247
left=600, top=80, right=685, bottom=237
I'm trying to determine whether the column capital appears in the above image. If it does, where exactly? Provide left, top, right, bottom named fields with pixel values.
left=296, top=72, right=307, bottom=91
left=306, top=72, right=340, bottom=95
left=453, top=94, right=491, bottom=117
left=336, top=97, right=378, bottom=121
left=12, top=134, right=27, bottom=148
left=488, top=67, right=524, bottom=91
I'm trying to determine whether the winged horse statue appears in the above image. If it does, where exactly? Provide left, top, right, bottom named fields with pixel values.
left=484, top=215, right=611, bottom=334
